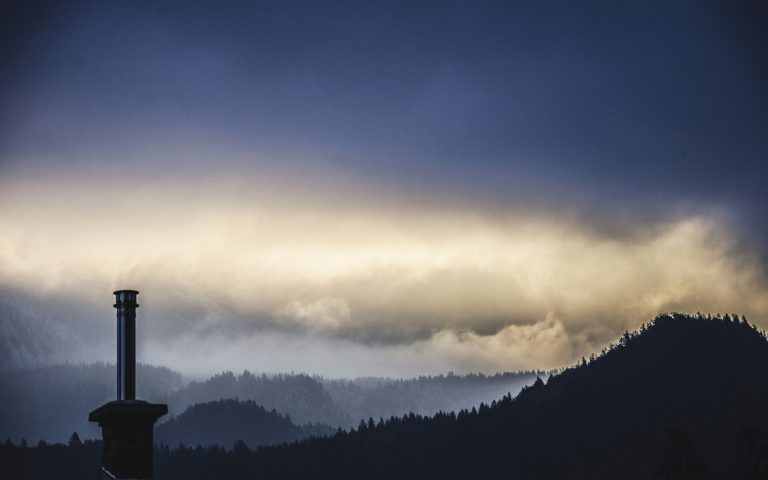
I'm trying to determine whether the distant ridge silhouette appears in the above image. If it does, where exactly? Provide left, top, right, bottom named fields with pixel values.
left=0, top=365, right=538, bottom=443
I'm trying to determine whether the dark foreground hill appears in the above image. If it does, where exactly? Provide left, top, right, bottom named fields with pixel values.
left=155, top=399, right=334, bottom=448
left=156, top=313, right=768, bottom=479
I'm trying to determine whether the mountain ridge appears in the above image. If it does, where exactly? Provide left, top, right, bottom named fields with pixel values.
left=3, top=313, right=768, bottom=479
left=154, top=312, right=768, bottom=479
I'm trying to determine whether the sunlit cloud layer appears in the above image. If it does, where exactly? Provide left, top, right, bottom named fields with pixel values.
left=1, top=176, right=766, bottom=376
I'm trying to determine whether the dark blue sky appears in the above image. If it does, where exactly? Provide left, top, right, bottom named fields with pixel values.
left=3, top=1, right=766, bottom=211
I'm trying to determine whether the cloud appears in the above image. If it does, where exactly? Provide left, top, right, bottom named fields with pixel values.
left=415, top=313, right=574, bottom=372
left=1, top=177, right=767, bottom=375
left=140, top=312, right=573, bottom=378
left=279, top=298, right=352, bottom=331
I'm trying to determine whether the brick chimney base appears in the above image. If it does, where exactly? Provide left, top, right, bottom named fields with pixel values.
left=89, top=400, right=168, bottom=480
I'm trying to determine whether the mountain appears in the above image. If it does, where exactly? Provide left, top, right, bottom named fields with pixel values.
left=165, top=372, right=345, bottom=426
left=166, top=370, right=540, bottom=428
left=4, top=313, right=768, bottom=479
left=152, top=313, right=768, bottom=479
left=0, top=361, right=537, bottom=443
left=155, top=399, right=334, bottom=449
left=0, top=363, right=184, bottom=443
left=0, top=300, right=86, bottom=371
left=321, top=371, right=541, bottom=426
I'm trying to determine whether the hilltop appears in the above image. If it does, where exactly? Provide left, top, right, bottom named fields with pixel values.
left=155, top=399, right=334, bottom=449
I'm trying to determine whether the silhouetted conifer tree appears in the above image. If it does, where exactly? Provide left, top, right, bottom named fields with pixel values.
left=68, top=432, right=82, bottom=447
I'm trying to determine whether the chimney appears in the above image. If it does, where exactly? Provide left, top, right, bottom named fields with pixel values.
left=115, top=289, right=137, bottom=400
left=89, top=290, right=168, bottom=480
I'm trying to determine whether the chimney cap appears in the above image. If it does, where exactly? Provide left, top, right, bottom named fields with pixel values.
left=113, top=290, right=140, bottom=307
left=113, top=289, right=140, bottom=295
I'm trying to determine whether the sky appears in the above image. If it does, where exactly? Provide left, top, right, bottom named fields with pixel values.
left=1, top=0, right=767, bottom=377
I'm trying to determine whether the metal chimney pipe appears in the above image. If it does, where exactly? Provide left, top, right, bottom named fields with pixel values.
left=114, top=290, right=139, bottom=400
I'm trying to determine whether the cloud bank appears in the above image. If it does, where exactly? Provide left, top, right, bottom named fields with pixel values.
left=1, top=177, right=766, bottom=376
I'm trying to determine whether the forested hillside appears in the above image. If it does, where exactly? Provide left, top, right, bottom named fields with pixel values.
left=4, top=313, right=767, bottom=479
left=166, top=370, right=540, bottom=427
left=0, top=362, right=537, bottom=443
left=151, top=313, right=768, bottom=479
left=155, top=399, right=334, bottom=448
left=322, top=371, right=540, bottom=426
left=165, top=372, right=344, bottom=426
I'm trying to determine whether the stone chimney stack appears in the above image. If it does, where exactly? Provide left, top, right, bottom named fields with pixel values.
left=89, top=290, right=167, bottom=480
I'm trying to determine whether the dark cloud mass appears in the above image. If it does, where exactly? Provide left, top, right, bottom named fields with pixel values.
left=0, top=1, right=767, bottom=375
left=3, top=2, right=767, bottom=194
